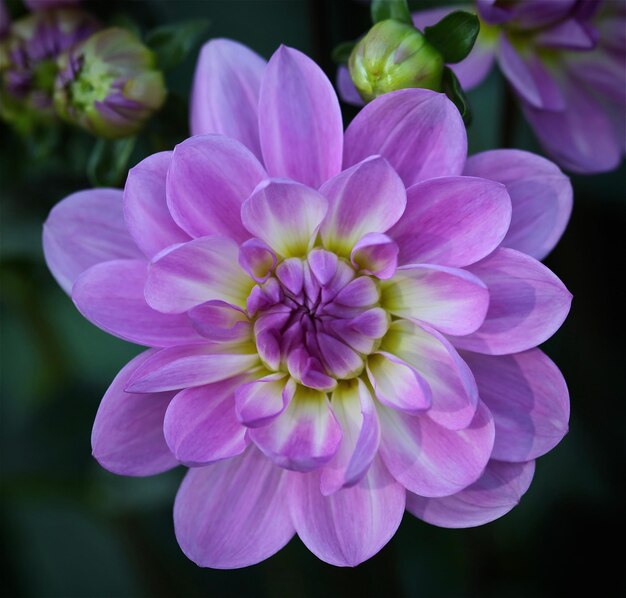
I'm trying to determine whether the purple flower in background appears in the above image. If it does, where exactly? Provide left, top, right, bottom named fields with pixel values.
left=0, top=7, right=98, bottom=127
left=24, top=0, right=81, bottom=10
left=410, top=0, right=626, bottom=174
left=54, top=27, right=167, bottom=138
left=44, top=40, right=572, bottom=568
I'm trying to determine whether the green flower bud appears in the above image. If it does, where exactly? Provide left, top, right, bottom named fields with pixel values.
left=54, top=27, right=167, bottom=138
left=349, top=19, right=445, bottom=102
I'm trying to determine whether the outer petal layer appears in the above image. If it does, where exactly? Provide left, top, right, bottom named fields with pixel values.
left=464, top=150, right=572, bottom=260
left=124, top=152, right=190, bottom=259
left=390, top=176, right=511, bottom=268
left=190, top=39, right=266, bottom=159
left=166, top=135, right=266, bottom=241
left=462, top=349, right=570, bottom=462
left=450, top=248, right=572, bottom=355
left=259, top=45, right=343, bottom=188
left=91, top=350, right=177, bottom=476
left=174, top=447, right=294, bottom=569
left=344, top=89, right=467, bottom=187
left=289, top=458, right=405, bottom=567
left=406, top=460, right=535, bottom=527
left=72, top=260, right=203, bottom=347
left=378, top=401, right=495, bottom=497
left=43, top=189, right=142, bottom=294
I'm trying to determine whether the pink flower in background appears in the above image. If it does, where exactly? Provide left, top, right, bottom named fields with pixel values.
left=409, top=0, right=626, bottom=174
left=44, top=40, right=572, bottom=568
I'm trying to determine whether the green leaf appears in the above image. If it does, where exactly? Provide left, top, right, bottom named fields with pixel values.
left=442, top=67, right=471, bottom=126
left=424, top=11, right=480, bottom=64
left=87, top=137, right=137, bottom=188
left=146, top=19, right=210, bottom=71
left=371, top=0, right=412, bottom=25
left=331, top=40, right=357, bottom=65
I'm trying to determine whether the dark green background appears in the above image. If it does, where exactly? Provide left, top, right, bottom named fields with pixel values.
left=1, top=1, right=624, bottom=596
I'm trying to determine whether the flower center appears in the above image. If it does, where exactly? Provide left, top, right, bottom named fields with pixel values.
left=248, top=249, right=389, bottom=391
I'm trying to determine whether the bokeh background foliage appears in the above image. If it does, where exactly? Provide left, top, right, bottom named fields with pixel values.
left=1, top=1, right=624, bottom=596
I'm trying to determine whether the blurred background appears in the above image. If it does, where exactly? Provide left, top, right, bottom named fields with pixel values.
left=1, top=1, right=624, bottom=596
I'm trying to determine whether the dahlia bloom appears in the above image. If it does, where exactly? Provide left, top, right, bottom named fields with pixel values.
left=409, top=0, right=626, bottom=174
left=44, top=40, right=572, bottom=568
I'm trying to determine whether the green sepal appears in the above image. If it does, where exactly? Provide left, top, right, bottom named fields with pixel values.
left=146, top=19, right=211, bottom=71
left=87, top=137, right=137, bottom=188
left=442, top=67, right=471, bottom=126
left=370, top=0, right=412, bottom=25
left=331, top=40, right=357, bottom=65
left=423, top=11, right=480, bottom=64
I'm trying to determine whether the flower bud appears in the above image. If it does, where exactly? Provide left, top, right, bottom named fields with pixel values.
left=349, top=19, right=444, bottom=102
left=54, top=27, right=167, bottom=138
left=0, top=8, right=98, bottom=130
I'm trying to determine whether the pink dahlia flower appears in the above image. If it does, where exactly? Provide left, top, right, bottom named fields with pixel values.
left=406, top=0, right=626, bottom=174
left=44, top=40, right=573, bottom=568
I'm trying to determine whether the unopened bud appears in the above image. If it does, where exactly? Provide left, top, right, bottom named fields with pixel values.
left=349, top=19, right=444, bottom=102
left=54, top=27, right=167, bottom=138
left=0, top=8, right=98, bottom=129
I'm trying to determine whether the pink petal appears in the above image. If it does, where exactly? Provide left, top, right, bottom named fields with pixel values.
left=166, top=135, right=266, bottom=241
left=241, top=179, right=328, bottom=257
left=343, top=89, right=467, bottom=187
left=407, top=460, right=535, bottom=527
left=522, top=77, right=622, bottom=174
left=382, top=264, right=489, bottom=336
left=259, top=45, right=343, bottom=187
left=389, top=176, right=511, bottom=268
left=464, top=149, right=572, bottom=261
left=378, top=401, right=495, bottom=497
left=163, top=377, right=250, bottom=466
left=43, top=189, right=142, bottom=294
left=250, top=386, right=342, bottom=472
left=188, top=300, right=251, bottom=343
left=145, top=236, right=252, bottom=314
left=123, top=152, right=190, bottom=259
left=319, top=156, right=406, bottom=255
left=497, top=36, right=543, bottom=108
left=235, top=374, right=295, bottom=428
left=174, top=447, right=294, bottom=569
left=91, top=349, right=177, bottom=476
left=461, top=349, right=569, bottom=462
left=72, top=260, right=203, bottom=347
left=238, top=238, right=277, bottom=283
left=366, top=352, right=432, bottom=414
left=450, top=248, right=572, bottom=355
left=351, top=233, right=399, bottom=280
left=320, top=379, right=381, bottom=495
left=316, top=333, right=364, bottom=380
left=124, top=343, right=260, bottom=393
left=333, top=276, right=380, bottom=307
left=190, top=39, right=266, bottom=160
left=289, top=458, right=405, bottom=567
left=383, top=320, right=478, bottom=430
